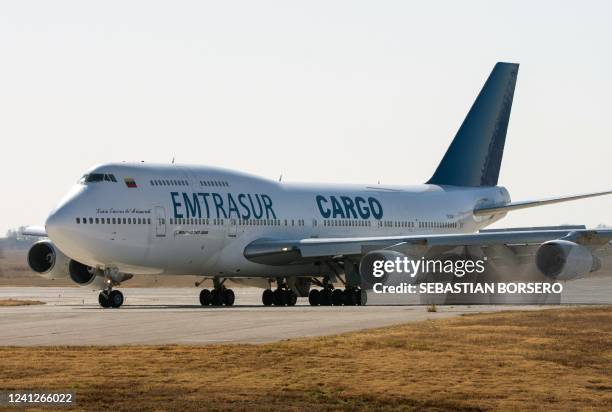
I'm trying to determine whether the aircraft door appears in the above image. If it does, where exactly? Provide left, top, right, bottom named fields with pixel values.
left=227, top=218, right=238, bottom=238
left=155, top=206, right=166, bottom=237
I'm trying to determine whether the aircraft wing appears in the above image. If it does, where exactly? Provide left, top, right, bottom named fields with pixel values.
left=474, top=190, right=612, bottom=216
left=21, top=226, right=47, bottom=237
left=244, top=226, right=612, bottom=265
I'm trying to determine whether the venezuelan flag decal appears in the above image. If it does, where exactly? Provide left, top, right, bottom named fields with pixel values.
left=124, top=177, right=137, bottom=188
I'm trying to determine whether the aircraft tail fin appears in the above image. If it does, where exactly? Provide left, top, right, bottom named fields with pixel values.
left=427, top=62, right=519, bottom=187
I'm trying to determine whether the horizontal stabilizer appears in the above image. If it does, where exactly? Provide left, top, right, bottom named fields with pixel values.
left=474, top=190, right=612, bottom=216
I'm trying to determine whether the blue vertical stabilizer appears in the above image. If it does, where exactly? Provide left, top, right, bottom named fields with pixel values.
left=427, top=62, right=519, bottom=187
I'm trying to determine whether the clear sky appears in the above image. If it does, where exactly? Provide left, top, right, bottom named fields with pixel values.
left=1, top=0, right=611, bottom=235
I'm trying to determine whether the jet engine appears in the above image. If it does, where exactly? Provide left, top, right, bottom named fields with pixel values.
left=27, top=240, right=69, bottom=279
left=359, top=250, right=419, bottom=289
left=68, top=260, right=133, bottom=289
left=68, top=260, right=107, bottom=289
left=535, top=240, right=600, bottom=281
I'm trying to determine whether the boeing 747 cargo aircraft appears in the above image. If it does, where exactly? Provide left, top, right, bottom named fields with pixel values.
left=24, top=62, right=612, bottom=308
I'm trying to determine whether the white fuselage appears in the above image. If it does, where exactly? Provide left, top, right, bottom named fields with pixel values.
left=45, top=163, right=510, bottom=278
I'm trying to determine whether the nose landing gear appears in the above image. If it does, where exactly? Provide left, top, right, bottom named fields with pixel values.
left=98, top=289, right=124, bottom=308
left=97, top=268, right=130, bottom=308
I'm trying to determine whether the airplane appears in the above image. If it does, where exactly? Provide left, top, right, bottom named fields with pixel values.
left=24, top=62, right=612, bottom=308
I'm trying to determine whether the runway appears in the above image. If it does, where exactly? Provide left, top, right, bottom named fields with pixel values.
left=0, top=287, right=545, bottom=346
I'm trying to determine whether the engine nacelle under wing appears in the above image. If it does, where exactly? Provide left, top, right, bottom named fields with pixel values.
left=27, top=240, right=69, bottom=279
left=359, top=250, right=419, bottom=289
left=535, top=240, right=600, bottom=281
left=68, top=260, right=107, bottom=288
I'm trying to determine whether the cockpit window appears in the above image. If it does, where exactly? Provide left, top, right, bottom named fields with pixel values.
left=87, top=174, right=104, bottom=182
left=79, top=173, right=118, bottom=184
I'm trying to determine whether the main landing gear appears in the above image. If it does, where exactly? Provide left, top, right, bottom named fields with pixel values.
left=98, top=289, right=124, bottom=309
left=308, top=287, right=361, bottom=306
left=199, top=277, right=235, bottom=307
left=262, top=278, right=298, bottom=307
left=308, top=276, right=362, bottom=306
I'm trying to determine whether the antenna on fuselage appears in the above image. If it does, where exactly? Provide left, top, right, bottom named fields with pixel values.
left=171, top=157, right=175, bottom=164
left=279, top=174, right=283, bottom=182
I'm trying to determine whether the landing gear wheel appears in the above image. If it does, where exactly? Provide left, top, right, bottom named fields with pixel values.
left=319, top=289, right=332, bottom=306
left=199, top=289, right=212, bottom=306
left=359, top=289, right=367, bottom=306
left=211, top=289, right=225, bottom=306
left=273, top=288, right=287, bottom=306
left=262, top=289, right=274, bottom=306
left=98, top=291, right=111, bottom=308
left=331, top=289, right=344, bottom=306
left=341, top=289, right=351, bottom=305
left=344, top=289, right=359, bottom=306
left=308, top=289, right=320, bottom=306
left=109, top=290, right=124, bottom=308
left=224, top=289, right=235, bottom=306
left=285, top=290, right=297, bottom=306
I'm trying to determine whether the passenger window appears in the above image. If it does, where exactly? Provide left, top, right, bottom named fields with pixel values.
left=76, top=218, right=80, bottom=224
left=89, top=218, right=93, bottom=224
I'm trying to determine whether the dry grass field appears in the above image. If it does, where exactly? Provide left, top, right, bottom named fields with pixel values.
left=0, top=299, right=44, bottom=306
left=1, top=307, right=611, bottom=411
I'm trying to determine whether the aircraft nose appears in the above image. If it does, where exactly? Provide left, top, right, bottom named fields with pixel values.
left=45, top=185, right=84, bottom=244
left=45, top=202, right=72, bottom=243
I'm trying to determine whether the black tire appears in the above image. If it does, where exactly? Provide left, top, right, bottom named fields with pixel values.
left=109, top=290, right=124, bottom=308
left=224, top=289, right=235, bottom=306
left=285, top=290, right=297, bottom=306
left=211, top=289, right=224, bottom=306
left=199, top=289, right=212, bottom=306
left=346, top=289, right=359, bottom=306
left=308, top=289, right=319, bottom=306
left=98, top=292, right=111, bottom=308
left=319, top=289, right=332, bottom=306
left=273, top=288, right=286, bottom=306
left=262, top=289, right=274, bottom=306
left=331, top=289, right=344, bottom=306
left=341, top=289, right=351, bottom=305
left=359, top=289, right=366, bottom=306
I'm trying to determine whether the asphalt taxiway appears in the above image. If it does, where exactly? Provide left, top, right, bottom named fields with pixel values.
left=0, top=287, right=548, bottom=346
